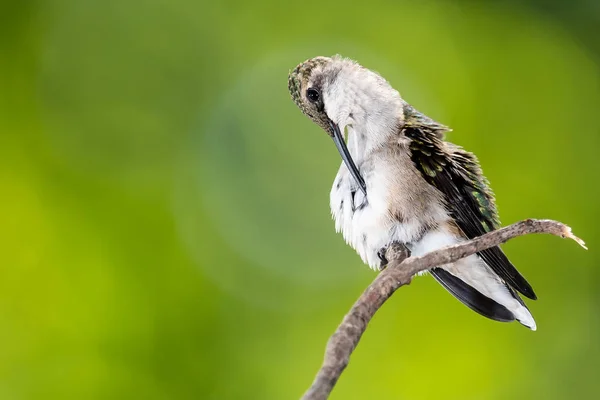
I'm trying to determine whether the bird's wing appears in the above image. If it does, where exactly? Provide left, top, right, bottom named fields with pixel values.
left=403, top=124, right=536, bottom=300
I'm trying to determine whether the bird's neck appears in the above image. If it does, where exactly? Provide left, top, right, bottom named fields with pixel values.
left=345, top=104, right=450, bottom=165
left=346, top=113, right=400, bottom=164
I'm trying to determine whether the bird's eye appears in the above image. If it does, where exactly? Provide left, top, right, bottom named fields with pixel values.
left=306, top=88, right=320, bottom=103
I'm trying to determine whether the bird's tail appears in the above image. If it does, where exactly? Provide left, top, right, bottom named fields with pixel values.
left=430, top=255, right=536, bottom=330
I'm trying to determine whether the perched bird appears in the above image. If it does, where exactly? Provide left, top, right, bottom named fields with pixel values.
left=288, top=55, right=537, bottom=330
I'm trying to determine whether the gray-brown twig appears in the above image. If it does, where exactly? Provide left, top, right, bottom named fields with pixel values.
left=301, top=219, right=586, bottom=400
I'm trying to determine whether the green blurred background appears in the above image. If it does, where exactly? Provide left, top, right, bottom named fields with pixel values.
left=1, top=0, right=599, bottom=399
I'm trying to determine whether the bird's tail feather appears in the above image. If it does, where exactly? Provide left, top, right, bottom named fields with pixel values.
left=430, top=264, right=536, bottom=330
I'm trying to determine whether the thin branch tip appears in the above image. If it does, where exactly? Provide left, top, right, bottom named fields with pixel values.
left=563, top=226, right=587, bottom=250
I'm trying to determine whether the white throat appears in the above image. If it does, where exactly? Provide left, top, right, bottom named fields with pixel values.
left=322, top=66, right=404, bottom=164
left=344, top=107, right=401, bottom=164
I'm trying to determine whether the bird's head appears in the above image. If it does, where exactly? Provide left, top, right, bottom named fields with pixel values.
left=288, top=55, right=404, bottom=194
left=288, top=56, right=334, bottom=134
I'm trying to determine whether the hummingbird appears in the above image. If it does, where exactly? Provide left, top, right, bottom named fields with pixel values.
left=288, top=55, right=537, bottom=330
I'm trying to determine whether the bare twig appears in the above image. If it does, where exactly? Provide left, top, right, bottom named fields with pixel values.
left=301, top=219, right=586, bottom=400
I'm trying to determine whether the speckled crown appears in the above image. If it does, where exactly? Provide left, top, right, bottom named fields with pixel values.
left=287, top=56, right=332, bottom=114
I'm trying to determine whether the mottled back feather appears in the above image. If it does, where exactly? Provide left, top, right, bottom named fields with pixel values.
left=403, top=111, right=537, bottom=300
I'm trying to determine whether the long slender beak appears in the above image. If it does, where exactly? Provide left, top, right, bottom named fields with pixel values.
left=329, top=120, right=367, bottom=196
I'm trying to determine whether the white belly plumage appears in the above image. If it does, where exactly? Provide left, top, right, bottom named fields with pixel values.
left=329, top=163, right=447, bottom=269
left=331, top=168, right=421, bottom=269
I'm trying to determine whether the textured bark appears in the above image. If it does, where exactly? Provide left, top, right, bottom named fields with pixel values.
left=301, top=219, right=586, bottom=400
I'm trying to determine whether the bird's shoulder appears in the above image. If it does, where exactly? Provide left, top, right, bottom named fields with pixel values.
left=400, top=119, right=500, bottom=232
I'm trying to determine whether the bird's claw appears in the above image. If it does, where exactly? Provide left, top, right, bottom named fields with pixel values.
left=377, top=242, right=411, bottom=271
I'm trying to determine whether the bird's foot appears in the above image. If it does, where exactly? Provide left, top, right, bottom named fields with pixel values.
left=377, top=242, right=411, bottom=271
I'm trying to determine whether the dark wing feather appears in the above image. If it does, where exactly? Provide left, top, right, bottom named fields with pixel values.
left=404, top=125, right=537, bottom=300
left=430, top=268, right=515, bottom=322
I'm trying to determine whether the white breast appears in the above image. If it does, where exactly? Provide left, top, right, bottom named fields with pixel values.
left=329, top=157, right=443, bottom=269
